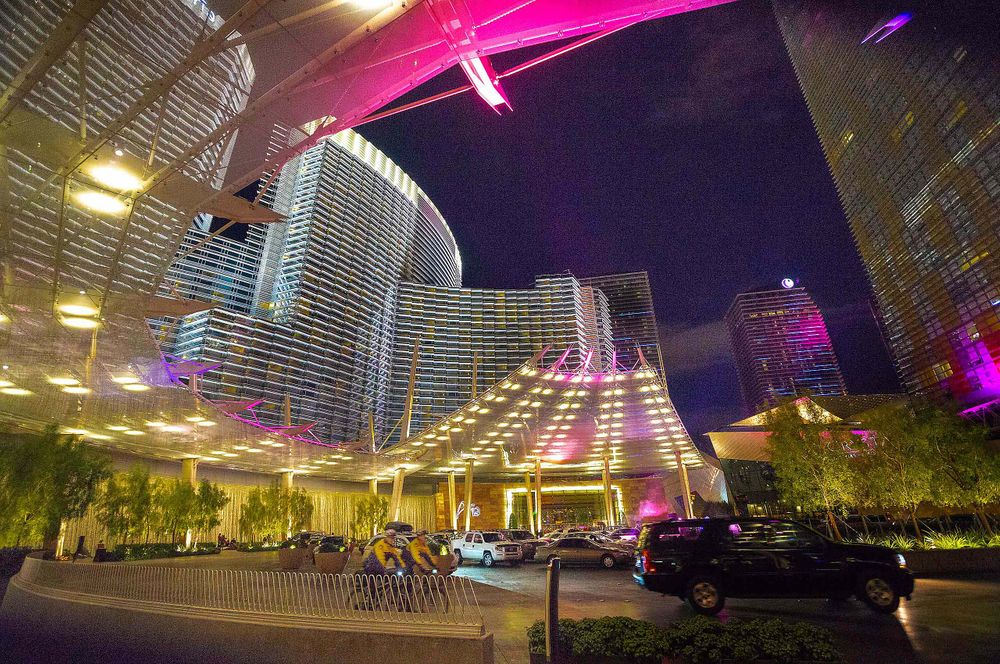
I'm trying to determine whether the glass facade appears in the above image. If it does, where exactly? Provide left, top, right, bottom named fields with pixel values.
left=389, top=274, right=614, bottom=442
left=774, top=0, right=1000, bottom=409
left=725, top=285, right=846, bottom=413
left=164, top=128, right=463, bottom=443
left=578, top=272, right=665, bottom=375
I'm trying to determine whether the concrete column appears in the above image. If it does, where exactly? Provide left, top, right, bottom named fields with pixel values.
left=181, top=457, right=198, bottom=486
left=674, top=450, right=693, bottom=519
left=280, top=470, right=294, bottom=490
left=534, top=457, right=543, bottom=533
left=602, top=457, right=615, bottom=527
left=389, top=468, right=404, bottom=522
left=463, top=458, right=474, bottom=532
left=369, top=478, right=378, bottom=495
left=447, top=471, right=458, bottom=530
left=523, top=471, right=535, bottom=534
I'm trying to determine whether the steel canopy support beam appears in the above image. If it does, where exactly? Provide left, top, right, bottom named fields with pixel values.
left=0, top=0, right=109, bottom=124
left=464, top=458, right=474, bottom=532
left=534, top=457, right=543, bottom=533
left=674, top=450, right=693, bottom=519
left=524, top=471, right=535, bottom=535
left=389, top=468, right=405, bottom=522
left=448, top=471, right=458, bottom=530
left=602, top=457, right=615, bottom=527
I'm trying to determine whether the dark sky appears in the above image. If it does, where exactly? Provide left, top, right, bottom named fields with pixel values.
left=357, top=0, right=901, bottom=440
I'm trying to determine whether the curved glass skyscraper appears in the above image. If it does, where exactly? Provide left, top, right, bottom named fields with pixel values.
left=164, top=128, right=462, bottom=443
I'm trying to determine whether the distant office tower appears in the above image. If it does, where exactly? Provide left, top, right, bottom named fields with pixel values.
left=774, top=1, right=1000, bottom=409
left=725, top=282, right=846, bottom=413
left=578, top=272, right=665, bottom=374
left=0, top=1, right=254, bottom=299
left=389, top=274, right=614, bottom=441
left=165, top=129, right=462, bottom=442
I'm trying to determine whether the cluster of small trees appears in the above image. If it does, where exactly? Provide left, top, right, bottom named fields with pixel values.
left=237, top=483, right=314, bottom=542
left=96, top=466, right=230, bottom=546
left=766, top=401, right=1000, bottom=540
left=351, top=494, right=388, bottom=540
left=0, top=427, right=111, bottom=549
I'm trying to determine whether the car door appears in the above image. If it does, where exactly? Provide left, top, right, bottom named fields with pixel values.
left=555, top=538, right=580, bottom=563
left=462, top=533, right=480, bottom=560
left=718, top=521, right=782, bottom=597
left=769, top=521, right=844, bottom=596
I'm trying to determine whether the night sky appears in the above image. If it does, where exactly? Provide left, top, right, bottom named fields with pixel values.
left=358, top=0, right=901, bottom=440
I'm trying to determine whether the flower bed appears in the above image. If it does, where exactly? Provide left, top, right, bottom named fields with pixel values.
left=527, top=616, right=840, bottom=664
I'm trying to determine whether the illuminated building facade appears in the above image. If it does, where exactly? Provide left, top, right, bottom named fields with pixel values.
left=774, top=1, right=1000, bottom=410
left=578, top=272, right=665, bottom=375
left=725, top=283, right=846, bottom=414
left=166, top=129, right=462, bottom=443
left=389, top=274, right=615, bottom=442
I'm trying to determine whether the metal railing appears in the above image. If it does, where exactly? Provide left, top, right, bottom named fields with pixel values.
left=16, top=557, right=483, bottom=629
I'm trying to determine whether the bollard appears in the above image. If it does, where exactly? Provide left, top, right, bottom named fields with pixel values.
left=545, top=556, right=560, bottom=662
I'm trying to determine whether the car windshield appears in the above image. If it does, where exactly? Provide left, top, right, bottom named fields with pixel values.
left=482, top=533, right=502, bottom=542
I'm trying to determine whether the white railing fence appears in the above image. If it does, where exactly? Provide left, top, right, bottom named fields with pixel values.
left=16, top=557, right=483, bottom=629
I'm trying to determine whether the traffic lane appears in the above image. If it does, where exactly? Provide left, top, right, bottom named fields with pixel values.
left=456, top=563, right=1000, bottom=664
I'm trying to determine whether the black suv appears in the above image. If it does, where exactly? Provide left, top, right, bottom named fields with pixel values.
left=634, top=518, right=914, bottom=615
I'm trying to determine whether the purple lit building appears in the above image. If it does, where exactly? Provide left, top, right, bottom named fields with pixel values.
left=725, top=281, right=846, bottom=414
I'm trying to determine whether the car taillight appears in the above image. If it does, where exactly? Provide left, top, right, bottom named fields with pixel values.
left=641, top=548, right=655, bottom=573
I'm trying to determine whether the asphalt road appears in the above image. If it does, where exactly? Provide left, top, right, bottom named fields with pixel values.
left=456, top=561, right=1000, bottom=664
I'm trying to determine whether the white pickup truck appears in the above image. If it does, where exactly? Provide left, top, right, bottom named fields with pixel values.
left=451, top=531, right=523, bottom=567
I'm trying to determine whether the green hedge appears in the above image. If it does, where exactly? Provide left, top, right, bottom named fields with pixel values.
left=234, top=542, right=281, bottom=553
left=106, top=543, right=221, bottom=562
left=527, top=616, right=840, bottom=663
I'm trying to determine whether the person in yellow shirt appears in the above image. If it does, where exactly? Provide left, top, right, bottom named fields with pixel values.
left=405, top=530, right=435, bottom=574
left=363, top=529, right=403, bottom=574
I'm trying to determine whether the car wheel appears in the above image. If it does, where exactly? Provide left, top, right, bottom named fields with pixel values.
left=454, top=550, right=463, bottom=565
left=600, top=554, right=616, bottom=569
left=482, top=552, right=495, bottom=567
left=685, top=575, right=725, bottom=615
left=858, top=573, right=900, bottom=613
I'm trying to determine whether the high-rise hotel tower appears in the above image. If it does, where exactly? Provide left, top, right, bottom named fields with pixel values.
left=774, top=1, right=1000, bottom=410
left=725, top=282, right=846, bottom=413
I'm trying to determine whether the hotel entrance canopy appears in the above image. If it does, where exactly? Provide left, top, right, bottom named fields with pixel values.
left=385, top=348, right=707, bottom=480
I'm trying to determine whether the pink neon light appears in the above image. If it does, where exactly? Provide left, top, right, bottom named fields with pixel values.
left=861, top=13, right=912, bottom=44
left=458, top=56, right=510, bottom=111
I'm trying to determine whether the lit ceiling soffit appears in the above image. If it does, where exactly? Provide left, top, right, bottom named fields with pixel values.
left=390, top=346, right=706, bottom=478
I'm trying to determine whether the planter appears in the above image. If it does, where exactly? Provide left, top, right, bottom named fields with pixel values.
left=904, top=547, right=1000, bottom=575
left=314, top=551, right=349, bottom=574
left=278, top=547, right=305, bottom=570
left=430, top=554, right=455, bottom=575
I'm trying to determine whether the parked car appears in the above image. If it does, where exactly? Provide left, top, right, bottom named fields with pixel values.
left=451, top=531, right=523, bottom=567
left=499, top=529, right=545, bottom=560
left=608, top=527, right=640, bottom=541
left=566, top=531, right=635, bottom=553
left=633, top=518, right=914, bottom=615
left=360, top=533, right=459, bottom=574
left=536, top=537, right=633, bottom=569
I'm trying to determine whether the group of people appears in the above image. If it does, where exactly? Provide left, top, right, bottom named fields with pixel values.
left=363, top=528, right=437, bottom=576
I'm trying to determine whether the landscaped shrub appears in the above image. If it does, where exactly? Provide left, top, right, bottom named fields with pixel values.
left=527, top=615, right=840, bottom=663
left=235, top=542, right=280, bottom=553
left=0, top=547, right=33, bottom=577
left=110, top=542, right=220, bottom=561
left=848, top=531, right=1000, bottom=551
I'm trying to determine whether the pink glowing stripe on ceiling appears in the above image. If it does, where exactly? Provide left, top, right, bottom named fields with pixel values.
left=861, top=13, right=912, bottom=44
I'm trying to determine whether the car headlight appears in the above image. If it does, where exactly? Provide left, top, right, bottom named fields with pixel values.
left=895, top=553, right=907, bottom=568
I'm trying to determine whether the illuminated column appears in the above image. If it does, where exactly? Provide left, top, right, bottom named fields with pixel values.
left=182, top=458, right=197, bottom=548
left=280, top=470, right=294, bottom=490
left=447, top=471, right=458, bottom=530
left=674, top=450, right=693, bottom=519
left=463, top=458, right=474, bottom=531
left=369, top=478, right=378, bottom=495
left=534, top=457, right=543, bottom=533
left=389, top=468, right=405, bottom=522
left=523, top=471, right=535, bottom=534
left=181, top=457, right=198, bottom=486
left=602, top=457, right=615, bottom=527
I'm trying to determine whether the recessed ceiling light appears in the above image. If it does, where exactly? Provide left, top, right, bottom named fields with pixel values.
left=121, top=384, right=150, bottom=392
left=47, top=377, right=80, bottom=386
left=61, top=316, right=100, bottom=329
left=62, top=386, right=91, bottom=394
left=75, top=190, right=126, bottom=214
left=57, top=304, right=98, bottom=317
